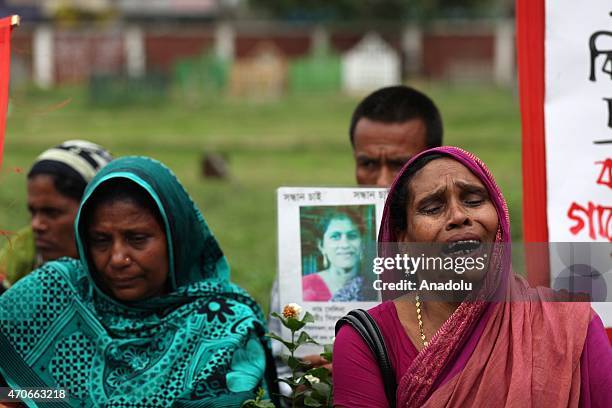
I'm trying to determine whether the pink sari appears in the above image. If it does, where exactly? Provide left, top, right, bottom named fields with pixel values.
left=379, top=146, right=593, bottom=407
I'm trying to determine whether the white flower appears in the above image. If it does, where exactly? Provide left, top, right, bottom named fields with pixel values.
left=282, top=303, right=303, bottom=319
left=304, top=374, right=320, bottom=384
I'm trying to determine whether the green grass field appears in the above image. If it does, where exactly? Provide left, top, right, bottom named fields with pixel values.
left=0, top=83, right=522, bottom=311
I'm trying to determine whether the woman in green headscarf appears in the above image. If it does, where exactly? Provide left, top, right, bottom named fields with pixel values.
left=0, top=156, right=276, bottom=407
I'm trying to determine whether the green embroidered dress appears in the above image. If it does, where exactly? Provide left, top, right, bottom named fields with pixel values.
left=0, top=157, right=274, bottom=407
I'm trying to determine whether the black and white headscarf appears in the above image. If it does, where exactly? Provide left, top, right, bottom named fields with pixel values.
left=28, top=140, right=113, bottom=189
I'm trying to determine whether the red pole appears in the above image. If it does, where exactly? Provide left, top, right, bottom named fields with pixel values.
left=515, top=0, right=550, bottom=287
left=0, top=16, right=17, bottom=172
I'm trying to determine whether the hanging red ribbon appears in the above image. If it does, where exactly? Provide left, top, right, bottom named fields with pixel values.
left=0, top=16, right=14, bottom=172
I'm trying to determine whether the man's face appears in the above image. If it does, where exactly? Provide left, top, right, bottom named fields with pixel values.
left=27, top=175, right=80, bottom=262
left=353, top=118, right=428, bottom=187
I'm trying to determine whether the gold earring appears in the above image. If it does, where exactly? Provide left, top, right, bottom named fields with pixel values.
left=323, top=255, right=329, bottom=269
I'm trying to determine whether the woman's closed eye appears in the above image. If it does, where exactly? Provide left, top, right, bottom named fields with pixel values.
left=417, top=197, right=444, bottom=215
left=419, top=197, right=485, bottom=214
left=465, top=199, right=484, bottom=206
left=419, top=205, right=442, bottom=215
left=463, top=192, right=487, bottom=206
left=127, top=233, right=149, bottom=246
left=89, top=234, right=110, bottom=247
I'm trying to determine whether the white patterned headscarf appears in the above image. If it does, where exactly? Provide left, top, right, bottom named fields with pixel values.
left=28, top=140, right=113, bottom=199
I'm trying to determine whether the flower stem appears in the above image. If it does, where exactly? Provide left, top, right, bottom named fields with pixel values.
left=290, top=329, right=296, bottom=408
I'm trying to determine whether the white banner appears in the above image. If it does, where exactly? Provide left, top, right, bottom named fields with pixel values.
left=545, top=0, right=612, bottom=325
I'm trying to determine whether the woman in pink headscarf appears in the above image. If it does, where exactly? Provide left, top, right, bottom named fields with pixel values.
left=333, top=146, right=611, bottom=407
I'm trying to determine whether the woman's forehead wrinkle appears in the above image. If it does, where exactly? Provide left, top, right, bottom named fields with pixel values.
left=416, top=163, right=484, bottom=194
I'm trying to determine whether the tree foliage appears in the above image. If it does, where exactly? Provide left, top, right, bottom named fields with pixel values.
left=248, top=0, right=504, bottom=21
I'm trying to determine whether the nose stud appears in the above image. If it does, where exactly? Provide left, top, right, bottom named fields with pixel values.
left=125, top=256, right=131, bottom=263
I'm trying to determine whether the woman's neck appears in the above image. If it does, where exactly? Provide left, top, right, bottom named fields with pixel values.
left=422, top=300, right=460, bottom=324
left=320, top=266, right=357, bottom=292
left=394, top=294, right=460, bottom=351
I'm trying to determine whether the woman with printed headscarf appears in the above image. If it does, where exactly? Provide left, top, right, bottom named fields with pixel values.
left=334, top=147, right=611, bottom=407
left=303, top=208, right=367, bottom=302
left=0, top=140, right=113, bottom=291
left=0, top=156, right=276, bottom=407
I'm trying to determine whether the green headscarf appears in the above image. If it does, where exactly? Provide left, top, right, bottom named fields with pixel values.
left=0, top=156, right=274, bottom=407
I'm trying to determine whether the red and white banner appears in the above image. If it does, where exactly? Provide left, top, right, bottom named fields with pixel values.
left=0, top=16, right=14, bottom=171
left=517, top=0, right=612, bottom=342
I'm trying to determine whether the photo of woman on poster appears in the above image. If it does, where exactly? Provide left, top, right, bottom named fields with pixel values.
left=300, top=205, right=378, bottom=302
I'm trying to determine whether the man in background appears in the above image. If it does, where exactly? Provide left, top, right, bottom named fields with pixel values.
left=350, top=85, right=444, bottom=187
left=271, top=85, right=444, bottom=378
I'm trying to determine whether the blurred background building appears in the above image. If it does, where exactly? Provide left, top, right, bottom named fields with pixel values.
left=1, top=0, right=516, bottom=97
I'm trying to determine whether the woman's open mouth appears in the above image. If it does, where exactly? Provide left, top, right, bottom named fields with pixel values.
left=441, top=240, right=482, bottom=256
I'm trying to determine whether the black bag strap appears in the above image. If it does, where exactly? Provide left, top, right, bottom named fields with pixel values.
left=335, top=309, right=397, bottom=407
